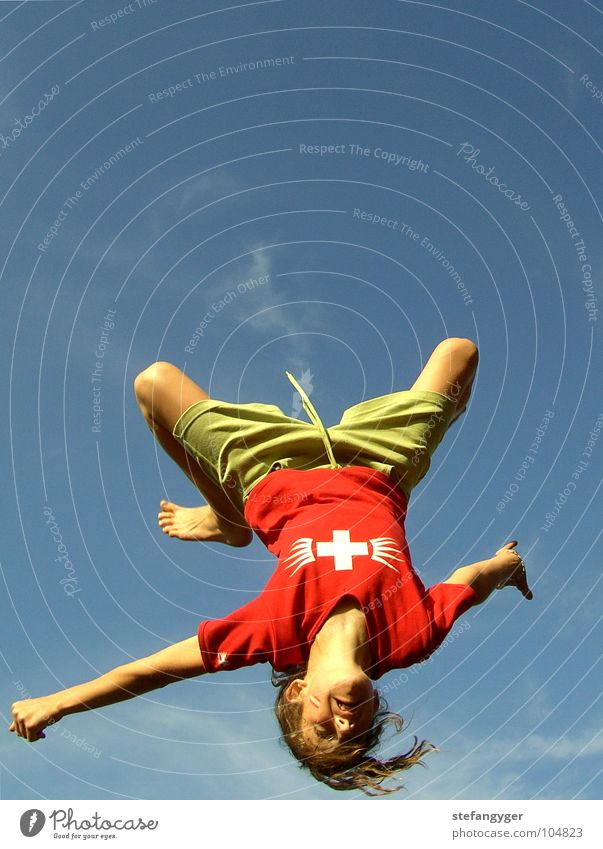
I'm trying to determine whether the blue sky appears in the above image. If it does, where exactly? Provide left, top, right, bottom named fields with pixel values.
left=0, top=0, right=601, bottom=801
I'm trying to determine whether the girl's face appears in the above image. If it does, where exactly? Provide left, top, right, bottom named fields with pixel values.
left=293, top=668, right=378, bottom=748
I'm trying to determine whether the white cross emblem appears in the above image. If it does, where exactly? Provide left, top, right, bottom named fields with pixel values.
left=282, top=532, right=402, bottom=575
left=316, top=530, right=369, bottom=570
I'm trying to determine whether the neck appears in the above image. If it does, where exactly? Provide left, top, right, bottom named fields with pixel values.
left=307, top=599, right=372, bottom=675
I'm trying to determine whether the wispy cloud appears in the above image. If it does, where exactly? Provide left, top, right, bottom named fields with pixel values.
left=401, top=718, right=603, bottom=801
left=231, top=245, right=297, bottom=335
left=173, top=170, right=243, bottom=215
left=101, top=689, right=326, bottom=798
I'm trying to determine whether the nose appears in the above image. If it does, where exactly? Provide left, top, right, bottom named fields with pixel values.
left=334, top=715, right=354, bottom=734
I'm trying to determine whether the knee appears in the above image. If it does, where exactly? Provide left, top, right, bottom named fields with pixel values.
left=437, top=337, right=479, bottom=367
left=134, top=361, right=176, bottom=408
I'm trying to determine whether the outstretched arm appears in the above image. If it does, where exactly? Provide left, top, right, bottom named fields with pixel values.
left=9, top=636, right=204, bottom=742
left=443, top=541, right=533, bottom=605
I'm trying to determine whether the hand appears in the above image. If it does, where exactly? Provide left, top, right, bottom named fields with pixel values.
left=9, top=696, right=60, bottom=742
left=493, top=541, right=533, bottom=600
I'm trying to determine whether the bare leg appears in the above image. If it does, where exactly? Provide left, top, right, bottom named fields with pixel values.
left=411, top=337, right=478, bottom=422
left=134, top=362, right=252, bottom=547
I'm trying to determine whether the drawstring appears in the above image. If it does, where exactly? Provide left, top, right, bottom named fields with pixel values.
left=285, top=371, right=341, bottom=469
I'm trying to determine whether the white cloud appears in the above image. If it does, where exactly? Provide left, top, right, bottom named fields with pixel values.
left=173, top=171, right=243, bottom=214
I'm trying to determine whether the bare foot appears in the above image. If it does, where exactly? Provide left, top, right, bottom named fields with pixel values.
left=158, top=500, right=252, bottom=547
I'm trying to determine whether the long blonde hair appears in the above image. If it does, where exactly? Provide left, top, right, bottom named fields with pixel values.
left=272, top=665, right=435, bottom=795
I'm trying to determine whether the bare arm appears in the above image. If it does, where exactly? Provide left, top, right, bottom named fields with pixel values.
left=443, top=540, right=533, bottom=606
left=9, top=636, right=204, bottom=742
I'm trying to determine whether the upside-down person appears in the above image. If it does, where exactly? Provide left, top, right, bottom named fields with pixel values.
left=10, top=338, right=532, bottom=795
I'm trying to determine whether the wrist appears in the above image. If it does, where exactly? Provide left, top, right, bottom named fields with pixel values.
left=51, top=690, right=73, bottom=720
left=483, top=556, right=503, bottom=577
left=467, top=557, right=503, bottom=605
